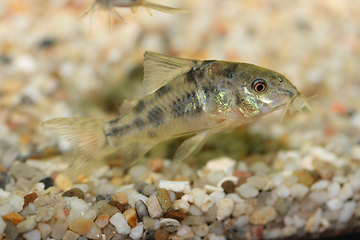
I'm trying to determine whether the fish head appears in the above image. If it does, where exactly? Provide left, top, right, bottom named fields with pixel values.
left=232, top=63, right=313, bottom=121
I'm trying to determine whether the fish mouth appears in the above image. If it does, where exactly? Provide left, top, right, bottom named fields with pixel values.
left=279, top=92, right=317, bottom=122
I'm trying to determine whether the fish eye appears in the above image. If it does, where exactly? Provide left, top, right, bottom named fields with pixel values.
left=252, top=78, right=267, bottom=93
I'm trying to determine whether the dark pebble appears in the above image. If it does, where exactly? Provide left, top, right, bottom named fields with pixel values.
left=37, top=38, right=56, bottom=48
left=154, top=228, right=169, bottom=240
left=0, top=55, right=11, bottom=64
left=23, top=192, right=38, bottom=208
left=143, top=230, right=154, bottom=240
left=5, top=221, right=19, bottom=240
left=141, top=184, right=157, bottom=197
left=39, top=177, right=53, bottom=189
left=108, top=200, right=125, bottom=213
left=0, top=171, right=10, bottom=189
left=96, top=194, right=112, bottom=202
left=62, top=188, right=85, bottom=199
left=164, top=210, right=186, bottom=222
left=134, top=182, right=147, bottom=193
left=221, top=180, right=236, bottom=194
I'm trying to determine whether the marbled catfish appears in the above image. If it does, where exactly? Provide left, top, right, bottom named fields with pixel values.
left=42, top=51, right=313, bottom=180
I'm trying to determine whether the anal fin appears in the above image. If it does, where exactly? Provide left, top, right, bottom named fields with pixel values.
left=172, top=133, right=209, bottom=164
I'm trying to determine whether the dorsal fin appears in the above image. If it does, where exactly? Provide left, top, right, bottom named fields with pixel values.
left=143, top=51, right=202, bottom=94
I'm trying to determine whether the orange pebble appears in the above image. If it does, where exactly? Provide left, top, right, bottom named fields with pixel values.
left=2, top=213, right=24, bottom=225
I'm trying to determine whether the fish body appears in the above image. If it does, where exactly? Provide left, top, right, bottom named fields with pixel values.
left=42, top=52, right=313, bottom=181
left=79, top=0, right=189, bottom=31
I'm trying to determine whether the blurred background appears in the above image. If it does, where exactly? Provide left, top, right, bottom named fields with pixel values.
left=0, top=0, right=359, bottom=166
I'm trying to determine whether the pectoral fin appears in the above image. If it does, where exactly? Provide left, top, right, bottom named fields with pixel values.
left=143, top=51, right=202, bottom=94
left=172, top=133, right=209, bottom=164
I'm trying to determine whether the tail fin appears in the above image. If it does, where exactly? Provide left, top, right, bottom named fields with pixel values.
left=42, top=117, right=113, bottom=184
left=142, top=1, right=189, bottom=14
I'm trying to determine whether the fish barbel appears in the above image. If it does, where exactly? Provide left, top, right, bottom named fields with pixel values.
left=78, top=0, right=189, bottom=32
left=42, top=52, right=314, bottom=182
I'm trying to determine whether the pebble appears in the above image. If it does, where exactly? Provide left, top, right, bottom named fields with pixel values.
left=62, top=230, right=81, bottom=240
left=72, top=184, right=90, bottom=193
left=2, top=213, right=24, bottom=225
left=221, top=181, right=235, bottom=194
left=276, top=185, right=291, bottom=198
left=108, top=200, right=125, bottom=212
left=82, top=208, right=98, bottom=221
left=216, top=198, right=234, bottom=221
left=96, top=194, right=112, bottom=202
left=308, top=191, right=329, bottom=205
left=99, top=203, right=121, bottom=217
left=39, top=177, right=54, bottom=189
left=0, top=218, right=5, bottom=236
left=135, top=200, right=149, bottom=220
left=33, top=195, right=66, bottom=209
left=143, top=230, right=154, bottom=240
left=159, top=180, right=191, bottom=194
left=204, top=185, right=224, bottom=193
left=129, top=222, right=143, bottom=239
left=246, top=176, right=268, bottom=190
left=250, top=225, right=263, bottom=239
left=69, top=198, right=90, bottom=213
left=237, top=183, right=259, bottom=198
left=35, top=206, right=56, bottom=222
left=310, top=180, right=330, bottom=191
left=22, top=229, right=41, bottom=240
left=182, top=216, right=206, bottom=226
left=86, top=223, right=102, bottom=240
left=233, top=215, right=250, bottom=228
left=112, top=192, right=128, bottom=205
left=159, top=218, right=180, bottom=232
left=154, top=228, right=169, bottom=240
left=5, top=221, right=19, bottom=240
left=326, top=198, right=343, bottom=211
left=173, top=200, right=190, bottom=213
left=0, top=203, right=15, bottom=217
left=164, top=210, right=186, bottom=222
left=305, top=208, right=322, bottom=233
left=141, top=184, right=157, bottom=197
left=338, top=183, right=354, bottom=201
left=282, top=225, right=296, bottom=238
left=148, top=158, right=164, bottom=172
left=146, top=195, right=164, bottom=218
left=17, top=215, right=37, bottom=233
left=8, top=193, right=25, bottom=212
left=143, top=216, right=154, bottom=230
left=232, top=201, right=246, bottom=217
left=127, top=190, right=148, bottom=208
left=338, top=201, right=356, bottom=222
left=209, top=221, right=224, bottom=235
left=177, top=225, right=192, bottom=236
left=274, top=198, right=288, bottom=215
left=69, top=217, right=93, bottom=235
left=23, top=192, right=38, bottom=208
left=156, top=188, right=173, bottom=214
left=0, top=171, right=10, bottom=189
left=207, top=233, right=226, bottom=240
left=249, top=161, right=270, bottom=174
left=62, top=188, right=85, bottom=199
left=250, top=206, right=277, bottom=225
left=192, top=223, right=209, bottom=237
left=290, top=184, right=309, bottom=199
left=292, top=170, right=317, bottom=187
left=110, top=213, right=131, bottom=235
left=327, top=182, right=341, bottom=198
left=51, top=219, right=69, bottom=239
left=102, top=223, right=117, bottom=239
left=205, top=157, right=236, bottom=175
left=189, top=205, right=203, bottom=216
left=95, top=214, right=110, bottom=228
left=123, top=208, right=138, bottom=228
left=37, top=222, right=51, bottom=239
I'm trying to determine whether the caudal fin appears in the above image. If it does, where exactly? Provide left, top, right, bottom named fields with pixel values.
left=42, top=117, right=112, bottom=182
left=142, top=1, right=189, bottom=14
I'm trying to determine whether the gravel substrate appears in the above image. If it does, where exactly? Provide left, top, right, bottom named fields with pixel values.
left=1, top=0, right=360, bottom=240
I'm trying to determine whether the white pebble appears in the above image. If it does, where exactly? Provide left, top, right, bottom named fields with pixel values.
left=310, top=180, right=330, bottom=191
left=338, top=183, right=354, bottom=201
left=173, top=200, right=190, bottom=213
left=310, top=147, right=337, bottom=162
left=0, top=189, right=10, bottom=198
left=237, top=183, right=259, bottom=198
left=0, top=218, right=5, bottom=235
left=205, top=157, right=236, bottom=175
left=305, top=208, right=322, bottom=233
left=23, top=229, right=41, bottom=240
left=69, top=198, right=90, bottom=213
left=8, top=193, right=24, bottom=212
left=233, top=215, right=249, bottom=227
left=159, top=180, right=191, bottom=194
left=207, top=233, right=226, bottom=240
left=160, top=218, right=181, bottom=232
left=129, top=222, right=143, bottom=240
left=153, top=219, right=160, bottom=230
left=86, top=223, right=102, bottom=240
left=327, top=182, right=341, bottom=198
left=109, top=213, right=131, bottom=235
left=333, top=176, right=347, bottom=184
left=308, top=191, right=329, bottom=205
left=338, top=201, right=356, bottom=222
left=326, top=198, right=343, bottom=211
left=232, top=201, right=246, bottom=217
left=199, top=195, right=216, bottom=212
left=247, top=176, right=267, bottom=190
left=127, top=190, right=148, bottom=208
left=82, top=209, right=97, bottom=221
left=37, top=223, right=51, bottom=240
left=177, top=225, right=192, bottom=236
left=271, top=173, right=284, bottom=187
left=290, top=184, right=309, bottom=199
left=0, top=203, right=14, bottom=217
left=225, top=193, right=243, bottom=203
left=146, top=195, right=163, bottom=218
left=204, top=185, right=223, bottom=193
left=209, top=191, right=225, bottom=203
left=189, top=205, right=203, bottom=216
left=263, top=228, right=281, bottom=239
left=249, top=161, right=269, bottom=173
left=188, top=188, right=207, bottom=203
left=236, top=161, right=249, bottom=172
left=282, top=226, right=296, bottom=238
left=192, top=223, right=209, bottom=237
left=216, top=198, right=234, bottom=221
left=276, top=185, right=291, bottom=198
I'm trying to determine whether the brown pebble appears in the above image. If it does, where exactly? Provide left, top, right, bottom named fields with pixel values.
left=148, top=158, right=164, bottom=172
left=23, top=192, right=38, bottom=207
left=164, top=210, right=186, bottom=222
left=157, top=188, right=173, bottom=214
left=108, top=200, right=125, bottom=213
left=69, top=217, right=93, bottom=235
left=64, top=209, right=70, bottom=217
left=221, top=180, right=235, bottom=194
left=111, top=192, right=128, bottom=205
left=154, top=228, right=169, bottom=240
left=62, top=188, right=85, bottom=199
left=2, top=213, right=24, bottom=225
left=250, top=225, right=263, bottom=240
left=293, top=170, right=317, bottom=187
left=123, top=208, right=138, bottom=228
